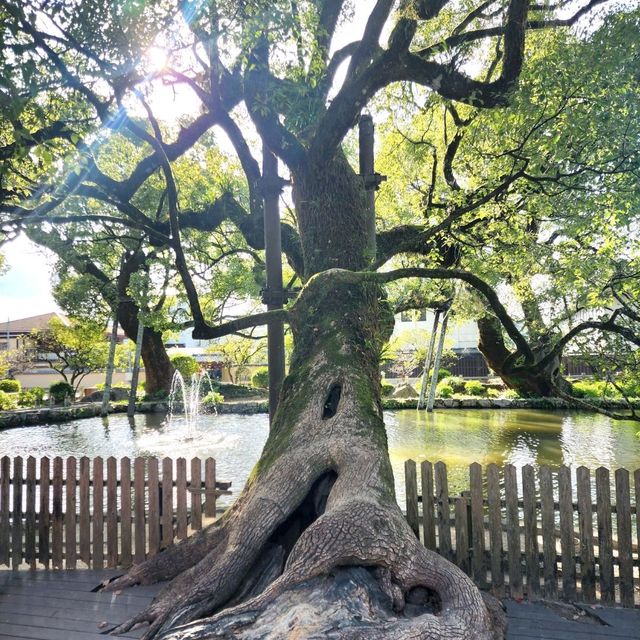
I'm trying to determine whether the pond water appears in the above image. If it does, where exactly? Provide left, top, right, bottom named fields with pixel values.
left=0, top=409, right=638, bottom=506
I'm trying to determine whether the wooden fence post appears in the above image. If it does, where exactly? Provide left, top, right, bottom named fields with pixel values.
left=0, top=456, right=10, bottom=567
left=405, top=460, right=419, bottom=538
left=470, top=463, right=485, bottom=588
left=539, top=466, right=557, bottom=600
left=25, top=456, right=36, bottom=569
left=205, top=458, right=216, bottom=519
left=595, top=467, right=614, bottom=604
left=121, top=457, right=132, bottom=569
left=434, top=462, right=452, bottom=561
left=92, top=457, right=104, bottom=569
left=79, top=456, right=90, bottom=566
left=51, top=456, right=63, bottom=570
left=65, top=456, right=77, bottom=569
left=190, top=457, right=202, bottom=531
left=522, top=465, right=540, bottom=599
left=420, top=461, right=436, bottom=550
left=576, top=466, right=595, bottom=602
left=486, top=464, right=503, bottom=596
left=504, top=464, right=522, bottom=600
left=558, top=465, right=576, bottom=601
left=38, top=457, right=50, bottom=568
left=615, top=468, right=634, bottom=607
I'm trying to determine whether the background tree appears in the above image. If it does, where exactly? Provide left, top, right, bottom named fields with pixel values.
left=1, top=1, right=636, bottom=638
left=30, top=317, right=125, bottom=393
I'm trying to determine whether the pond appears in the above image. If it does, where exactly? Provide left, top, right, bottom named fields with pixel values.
left=0, top=409, right=638, bottom=506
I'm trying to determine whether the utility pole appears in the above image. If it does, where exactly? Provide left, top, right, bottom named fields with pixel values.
left=358, top=114, right=386, bottom=253
left=261, top=146, right=286, bottom=426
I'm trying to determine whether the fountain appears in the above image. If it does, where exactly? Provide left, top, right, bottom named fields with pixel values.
left=167, top=370, right=219, bottom=436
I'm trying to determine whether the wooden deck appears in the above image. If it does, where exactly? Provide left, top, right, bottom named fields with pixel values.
left=1, top=570, right=639, bottom=639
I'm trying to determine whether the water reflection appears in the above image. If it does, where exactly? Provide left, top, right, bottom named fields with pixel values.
left=1, top=409, right=638, bottom=507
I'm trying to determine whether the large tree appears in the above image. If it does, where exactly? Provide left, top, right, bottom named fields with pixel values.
left=1, top=1, right=636, bottom=638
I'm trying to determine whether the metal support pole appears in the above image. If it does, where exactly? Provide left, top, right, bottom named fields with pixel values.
left=426, top=310, right=450, bottom=412
left=418, top=310, right=441, bottom=409
left=262, top=146, right=286, bottom=426
left=359, top=114, right=377, bottom=251
left=101, top=312, right=119, bottom=417
left=127, top=315, right=145, bottom=418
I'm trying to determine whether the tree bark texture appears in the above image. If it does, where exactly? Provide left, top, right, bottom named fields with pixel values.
left=105, top=158, right=505, bottom=640
left=478, top=316, right=571, bottom=397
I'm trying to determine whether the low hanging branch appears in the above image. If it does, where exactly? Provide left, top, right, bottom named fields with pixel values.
left=191, top=308, right=290, bottom=340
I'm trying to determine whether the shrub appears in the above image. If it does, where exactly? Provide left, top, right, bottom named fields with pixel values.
left=202, top=391, right=224, bottom=407
left=432, top=367, right=452, bottom=382
left=381, top=382, right=395, bottom=397
left=142, top=389, right=169, bottom=402
left=0, top=390, right=18, bottom=411
left=503, top=389, right=520, bottom=399
left=0, top=379, right=20, bottom=393
left=436, top=383, right=453, bottom=398
left=487, top=388, right=500, bottom=399
left=464, top=380, right=485, bottom=396
left=18, top=387, right=45, bottom=407
left=251, top=368, right=269, bottom=389
left=442, top=376, right=465, bottom=393
left=572, top=380, right=617, bottom=399
left=170, top=354, right=199, bottom=380
left=49, top=381, right=75, bottom=404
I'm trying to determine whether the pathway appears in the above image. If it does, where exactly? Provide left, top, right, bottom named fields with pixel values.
left=1, top=570, right=638, bottom=639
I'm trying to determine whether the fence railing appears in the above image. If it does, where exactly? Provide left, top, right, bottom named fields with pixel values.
left=404, top=460, right=640, bottom=606
left=0, top=455, right=230, bottom=570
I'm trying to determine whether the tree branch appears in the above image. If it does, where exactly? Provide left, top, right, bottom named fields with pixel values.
left=191, top=309, right=289, bottom=340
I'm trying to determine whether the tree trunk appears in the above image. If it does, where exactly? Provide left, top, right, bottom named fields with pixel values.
left=105, top=159, right=505, bottom=640
left=478, top=316, right=571, bottom=397
left=117, top=300, right=174, bottom=396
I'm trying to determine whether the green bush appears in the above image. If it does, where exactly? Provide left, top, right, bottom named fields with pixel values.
left=436, top=383, right=453, bottom=398
left=572, top=380, right=616, bottom=399
left=0, top=379, right=21, bottom=393
left=18, top=387, right=45, bottom=407
left=381, top=382, right=395, bottom=397
left=49, top=381, right=75, bottom=404
left=503, top=389, right=520, bottom=399
left=441, top=376, right=465, bottom=393
left=487, top=388, right=500, bottom=399
left=432, top=367, right=452, bottom=382
left=251, top=368, right=269, bottom=389
left=202, top=391, right=224, bottom=407
left=0, top=390, right=18, bottom=411
left=170, top=354, right=199, bottom=380
left=464, top=380, right=485, bottom=396
left=142, top=389, right=169, bottom=402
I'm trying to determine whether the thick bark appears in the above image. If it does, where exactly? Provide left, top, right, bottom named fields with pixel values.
left=478, top=316, right=570, bottom=397
left=104, top=160, right=504, bottom=640
left=117, top=300, right=173, bottom=396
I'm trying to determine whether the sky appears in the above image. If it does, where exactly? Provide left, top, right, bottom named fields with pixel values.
left=0, top=235, right=61, bottom=321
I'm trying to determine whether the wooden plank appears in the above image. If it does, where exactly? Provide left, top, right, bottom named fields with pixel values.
left=134, top=457, right=146, bottom=563
left=106, top=457, right=118, bottom=568
left=51, top=456, right=63, bottom=570
left=420, top=460, right=436, bottom=550
left=404, top=460, right=419, bottom=538
left=147, top=457, right=160, bottom=556
left=455, top=497, right=470, bottom=576
left=539, top=465, right=557, bottom=600
left=65, top=457, right=77, bottom=570
left=11, top=456, right=23, bottom=570
left=0, top=456, right=10, bottom=567
left=120, top=457, right=132, bottom=569
left=595, top=467, right=614, bottom=605
left=176, top=458, right=188, bottom=541
left=615, top=468, right=634, bottom=607
left=92, top=457, right=104, bottom=569
left=470, top=462, right=485, bottom=588
left=558, top=465, right=577, bottom=601
left=24, top=456, right=37, bottom=570
left=79, top=457, right=90, bottom=566
left=504, top=464, right=522, bottom=600
left=486, top=463, right=503, bottom=596
left=434, top=461, right=452, bottom=561
left=576, top=466, right=595, bottom=602
left=204, top=458, right=216, bottom=518
left=162, top=457, right=173, bottom=549
left=522, top=464, right=540, bottom=599
left=190, top=458, right=202, bottom=531
left=38, top=457, right=50, bottom=568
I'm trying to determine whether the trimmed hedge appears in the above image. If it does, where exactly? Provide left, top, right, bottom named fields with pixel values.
left=0, top=379, right=20, bottom=393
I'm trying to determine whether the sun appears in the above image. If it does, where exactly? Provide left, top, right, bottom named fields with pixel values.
left=145, top=46, right=169, bottom=72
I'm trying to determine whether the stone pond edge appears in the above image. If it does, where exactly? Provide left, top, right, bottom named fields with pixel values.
left=1, top=397, right=638, bottom=430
